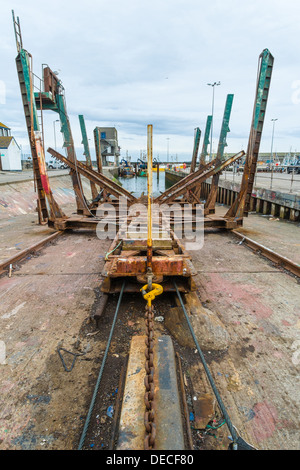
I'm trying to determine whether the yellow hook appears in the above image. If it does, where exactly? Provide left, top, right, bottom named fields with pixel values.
left=141, top=283, right=163, bottom=308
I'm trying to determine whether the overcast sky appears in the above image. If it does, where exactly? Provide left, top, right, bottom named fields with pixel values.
left=1, top=0, right=300, bottom=161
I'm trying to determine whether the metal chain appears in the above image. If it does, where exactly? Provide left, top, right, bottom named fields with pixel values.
left=144, top=303, right=156, bottom=449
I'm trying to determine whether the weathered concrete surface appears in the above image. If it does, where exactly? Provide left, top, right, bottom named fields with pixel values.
left=165, top=291, right=230, bottom=352
left=190, top=230, right=300, bottom=450
left=0, top=168, right=118, bottom=220
left=215, top=205, right=300, bottom=264
left=0, top=232, right=110, bottom=450
left=0, top=176, right=85, bottom=220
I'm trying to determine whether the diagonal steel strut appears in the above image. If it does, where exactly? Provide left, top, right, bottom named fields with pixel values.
left=47, top=147, right=137, bottom=203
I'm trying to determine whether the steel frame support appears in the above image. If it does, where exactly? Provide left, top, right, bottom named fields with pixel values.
left=155, top=151, right=244, bottom=205
left=47, top=148, right=137, bottom=203
left=79, top=115, right=98, bottom=200
left=226, top=49, right=274, bottom=219
left=13, top=18, right=65, bottom=224
left=190, top=127, right=201, bottom=173
left=199, top=116, right=212, bottom=169
left=204, top=94, right=234, bottom=214
left=54, top=91, right=88, bottom=214
left=93, top=128, right=103, bottom=174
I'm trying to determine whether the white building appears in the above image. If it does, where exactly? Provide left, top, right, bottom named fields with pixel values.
left=0, top=122, right=22, bottom=171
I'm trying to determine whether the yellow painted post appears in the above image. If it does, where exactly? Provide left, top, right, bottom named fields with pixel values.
left=147, top=125, right=153, bottom=279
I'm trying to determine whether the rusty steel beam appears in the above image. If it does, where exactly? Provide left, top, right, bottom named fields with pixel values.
left=0, top=231, right=62, bottom=275
left=155, top=151, right=245, bottom=205
left=155, top=157, right=218, bottom=204
left=47, top=147, right=137, bottom=203
left=106, top=256, right=189, bottom=277
left=232, top=231, right=300, bottom=277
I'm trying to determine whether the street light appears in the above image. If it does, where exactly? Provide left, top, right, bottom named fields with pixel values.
left=53, top=119, right=59, bottom=151
left=207, top=81, right=221, bottom=161
left=270, top=118, right=278, bottom=164
left=270, top=118, right=278, bottom=189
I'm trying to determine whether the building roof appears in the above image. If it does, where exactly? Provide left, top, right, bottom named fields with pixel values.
left=0, top=122, right=10, bottom=129
left=0, top=136, right=13, bottom=149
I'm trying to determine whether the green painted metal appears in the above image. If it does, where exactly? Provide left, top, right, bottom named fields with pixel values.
left=79, top=115, right=98, bottom=200
left=253, top=49, right=272, bottom=130
left=19, top=50, right=39, bottom=132
left=204, top=94, right=234, bottom=212
left=34, top=92, right=58, bottom=111
left=14, top=9, right=87, bottom=215
left=199, top=115, right=212, bottom=167
left=54, top=92, right=87, bottom=213
left=226, top=49, right=274, bottom=219
left=216, top=94, right=234, bottom=163
left=13, top=15, right=65, bottom=222
left=56, top=93, right=74, bottom=157
left=190, top=127, right=201, bottom=173
left=79, top=115, right=92, bottom=167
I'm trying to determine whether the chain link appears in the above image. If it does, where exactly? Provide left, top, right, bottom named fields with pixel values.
left=144, top=303, right=156, bottom=449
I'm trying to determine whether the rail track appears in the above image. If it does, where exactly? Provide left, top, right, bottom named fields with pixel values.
left=75, top=281, right=256, bottom=451
left=1, top=227, right=298, bottom=450
left=1, top=229, right=298, bottom=280
left=0, top=231, right=62, bottom=276
left=232, top=230, right=300, bottom=278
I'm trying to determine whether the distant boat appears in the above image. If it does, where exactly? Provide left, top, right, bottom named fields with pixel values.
left=118, top=159, right=134, bottom=178
left=136, top=158, right=147, bottom=177
left=153, top=165, right=165, bottom=172
left=153, top=158, right=165, bottom=172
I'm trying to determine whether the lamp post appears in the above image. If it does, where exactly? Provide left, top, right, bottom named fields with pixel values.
left=53, top=119, right=59, bottom=151
left=270, top=118, right=278, bottom=189
left=207, top=81, right=221, bottom=161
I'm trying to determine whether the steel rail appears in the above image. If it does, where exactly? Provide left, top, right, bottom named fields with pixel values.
left=232, top=231, right=300, bottom=278
left=0, top=231, right=62, bottom=275
left=78, top=281, right=126, bottom=450
left=174, top=282, right=240, bottom=449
